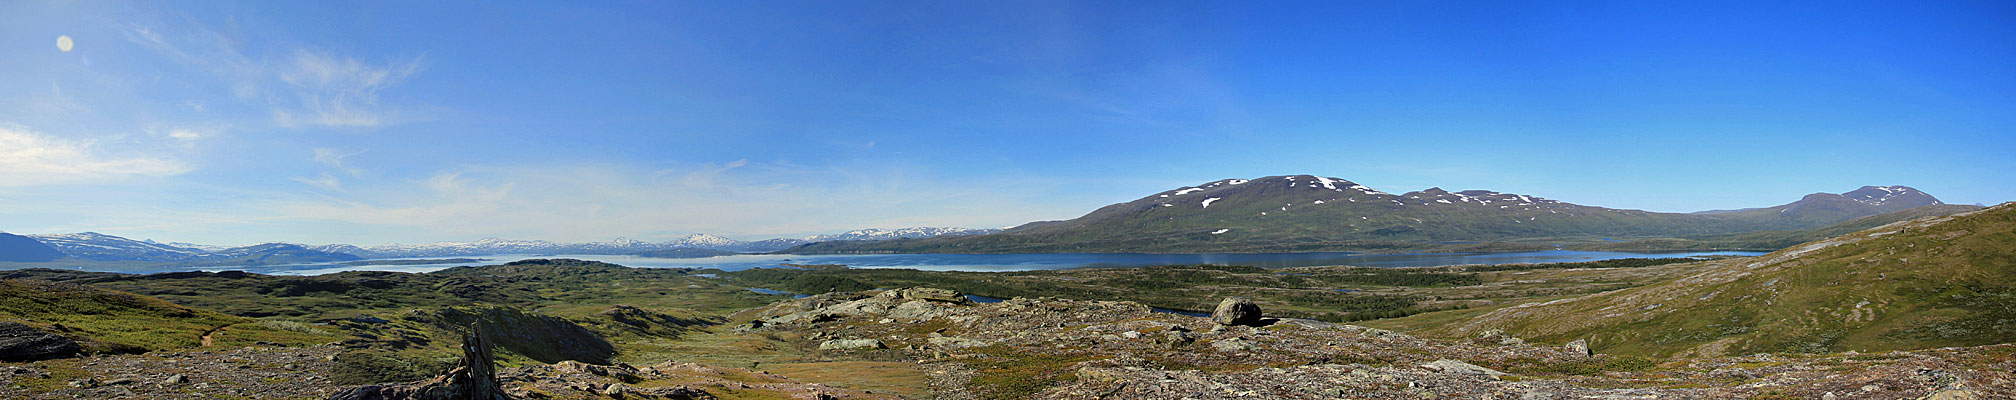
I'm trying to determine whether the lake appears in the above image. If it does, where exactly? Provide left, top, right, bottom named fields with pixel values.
left=205, top=250, right=1765, bottom=276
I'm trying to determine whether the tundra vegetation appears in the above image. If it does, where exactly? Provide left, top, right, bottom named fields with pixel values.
left=0, top=204, right=2011, bottom=398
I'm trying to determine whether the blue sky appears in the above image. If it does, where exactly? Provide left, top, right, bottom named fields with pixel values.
left=3, top=1, right=2012, bottom=246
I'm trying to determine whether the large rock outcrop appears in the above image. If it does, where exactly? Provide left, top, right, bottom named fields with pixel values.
left=0, top=321, right=80, bottom=362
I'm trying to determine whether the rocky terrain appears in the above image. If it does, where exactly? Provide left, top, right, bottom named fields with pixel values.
left=0, top=344, right=343, bottom=399
left=0, top=280, right=2010, bottom=399
left=742, top=288, right=2013, bottom=399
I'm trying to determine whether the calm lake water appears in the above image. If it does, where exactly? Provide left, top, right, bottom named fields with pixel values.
left=210, top=250, right=1765, bottom=276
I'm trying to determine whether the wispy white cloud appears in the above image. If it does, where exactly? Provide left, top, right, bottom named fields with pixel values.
left=311, top=147, right=363, bottom=169
left=0, top=125, right=190, bottom=186
left=294, top=148, right=367, bottom=190
left=124, top=23, right=427, bottom=130
left=273, top=50, right=425, bottom=128
left=290, top=172, right=345, bottom=191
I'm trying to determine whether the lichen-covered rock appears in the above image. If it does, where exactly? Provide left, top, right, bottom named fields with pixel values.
left=1565, top=339, right=1592, bottom=356
left=818, top=339, right=885, bottom=351
left=898, top=288, right=971, bottom=304
left=1210, top=338, right=1258, bottom=352
left=888, top=301, right=955, bottom=320
left=1210, top=297, right=1261, bottom=326
left=1420, top=359, right=1506, bottom=378
left=1477, top=329, right=1524, bottom=345
left=926, top=336, right=989, bottom=349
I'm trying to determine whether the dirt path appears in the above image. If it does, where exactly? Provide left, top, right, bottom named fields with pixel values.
left=199, top=324, right=230, bottom=347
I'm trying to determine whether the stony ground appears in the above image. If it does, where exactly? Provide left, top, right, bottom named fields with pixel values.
left=3, top=287, right=2010, bottom=399
left=0, top=343, right=894, bottom=400
left=748, top=288, right=2016, bottom=400
left=496, top=359, right=895, bottom=399
left=0, top=344, right=343, bottom=400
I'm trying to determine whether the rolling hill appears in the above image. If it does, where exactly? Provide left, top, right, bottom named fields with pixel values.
left=1431, top=202, right=2016, bottom=357
left=0, top=279, right=337, bottom=355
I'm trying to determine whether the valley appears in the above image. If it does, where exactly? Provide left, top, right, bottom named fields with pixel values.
left=0, top=202, right=2010, bottom=398
left=11, top=1, right=2011, bottom=398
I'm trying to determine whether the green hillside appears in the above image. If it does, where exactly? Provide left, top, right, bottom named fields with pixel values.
left=1428, top=202, right=2016, bottom=358
left=1580, top=204, right=1983, bottom=251
left=0, top=279, right=337, bottom=354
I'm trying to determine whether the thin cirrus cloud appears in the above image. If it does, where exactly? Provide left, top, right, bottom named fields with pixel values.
left=0, top=125, right=190, bottom=187
left=124, top=23, right=426, bottom=129
left=272, top=50, right=426, bottom=128
left=290, top=148, right=369, bottom=192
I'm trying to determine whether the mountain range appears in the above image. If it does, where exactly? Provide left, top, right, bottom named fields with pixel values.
left=0, top=175, right=1974, bottom=261
left=21, top=232, right=360, bottom=265
left=784, top=175, right=1963, bottom=253
left=2, top=227, right=1003, bottom=263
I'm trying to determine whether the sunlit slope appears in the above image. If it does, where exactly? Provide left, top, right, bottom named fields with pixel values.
left=1435, top=202, right=2016, bottom=358
left=0, top=279, right=336, bottom=354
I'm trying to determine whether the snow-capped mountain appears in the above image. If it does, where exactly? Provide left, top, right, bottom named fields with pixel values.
left=782, top=175, right=1959, bottom=254
left=290, top=229, right=995, bottom=258
left=28, top=232, right=208, bottom=261
left=9, top=226, right=1020, bottom=262
left=803, top=227, right=1004, bottom=242
left=667, top=234, right=742, bottom=249
left=22, top=233, right=356, bottom=264
left=208, top=243, right=361, bottom=263
left=165, top=241, right=236, bottom=253
left=1841, top=185, right=1942, bottom=209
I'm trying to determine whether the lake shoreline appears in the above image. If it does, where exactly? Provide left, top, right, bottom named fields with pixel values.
left=3, top=249, right=1767, bottom=276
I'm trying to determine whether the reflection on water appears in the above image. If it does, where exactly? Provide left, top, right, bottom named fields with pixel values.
left=200, top=250, right=1764, bottom=276
left=965, top=294, right=1006, bottom=303
left=746, top=287, right=810, bottom=299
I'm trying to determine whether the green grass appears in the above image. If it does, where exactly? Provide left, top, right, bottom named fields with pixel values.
left=963, top=345, right=1101, bottom=399
left=0, top=259, right=804, bottom=387
left=1437, top=204, right=2016, bottom=357
left=0, top=279, right=338, bottom=354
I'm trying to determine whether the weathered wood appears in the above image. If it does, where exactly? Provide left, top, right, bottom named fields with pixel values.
left=453, top=323, right=508, bottom=400
left=325, top=323, right=512, bottom=400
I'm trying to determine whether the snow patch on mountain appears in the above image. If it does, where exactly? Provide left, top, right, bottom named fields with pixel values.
left=802, top=227, right=1003, bottom=242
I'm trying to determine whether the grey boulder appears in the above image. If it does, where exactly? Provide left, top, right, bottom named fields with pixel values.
left=1210, top=297, right=1262, bottom=326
